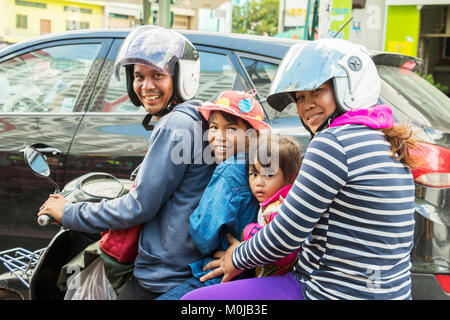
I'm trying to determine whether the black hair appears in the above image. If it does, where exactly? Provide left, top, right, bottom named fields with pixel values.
left=251, top=134, right=302, bottom=182
left=208, top=110, right=252, bottom=130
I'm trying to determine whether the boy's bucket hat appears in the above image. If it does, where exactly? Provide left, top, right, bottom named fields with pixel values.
left=199, top=90, right=271, bottom=131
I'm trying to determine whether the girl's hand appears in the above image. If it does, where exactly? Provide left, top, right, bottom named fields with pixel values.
left=200, top=233, right=243, bottom=283
left=37, top=194, right=67, bottom=225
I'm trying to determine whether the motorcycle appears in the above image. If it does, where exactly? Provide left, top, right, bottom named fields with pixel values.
left=0, top=146, right=135, bottom=300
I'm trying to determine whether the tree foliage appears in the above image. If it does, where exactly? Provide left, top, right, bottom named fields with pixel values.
left=421, top=73, right=449, bottom=93
left=232, top=0, right=279, bottom=36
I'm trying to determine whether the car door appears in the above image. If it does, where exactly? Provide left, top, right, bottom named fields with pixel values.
left=66, top=39, right=252, bottom=185
left=0, top=38, right=112, bottom=250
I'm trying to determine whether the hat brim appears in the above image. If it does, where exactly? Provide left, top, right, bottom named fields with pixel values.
left=198, top=103, right=271, bottom=132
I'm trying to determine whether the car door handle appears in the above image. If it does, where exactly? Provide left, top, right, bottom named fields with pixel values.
left=31, top=146, right=63, bottom=157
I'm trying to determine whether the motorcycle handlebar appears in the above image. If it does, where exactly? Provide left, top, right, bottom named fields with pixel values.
left=37, top=214, right=54, bottom=227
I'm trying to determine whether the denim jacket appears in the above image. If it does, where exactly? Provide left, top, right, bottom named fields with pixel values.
left=189, top=153, right=258, bottom=284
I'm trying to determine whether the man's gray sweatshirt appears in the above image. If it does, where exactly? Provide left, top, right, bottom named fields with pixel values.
left=62, top=100, right=215, bottom=292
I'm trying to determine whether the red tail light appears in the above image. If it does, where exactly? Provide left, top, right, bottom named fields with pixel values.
left=400, top=60, right=417, bottom=71
left=410, top=142, right=450, bottom=188
left=435, top=275, right=450, bottom=293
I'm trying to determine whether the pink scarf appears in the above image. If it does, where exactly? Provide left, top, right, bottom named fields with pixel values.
left=329, top=104, right=394, bottom=129
left=261, top=184, right=292, bottom=208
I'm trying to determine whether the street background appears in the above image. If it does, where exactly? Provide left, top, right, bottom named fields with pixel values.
left=0, top=0, right=449, bottom=96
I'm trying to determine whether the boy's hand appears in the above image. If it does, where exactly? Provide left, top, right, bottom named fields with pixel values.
left=200, top=233, right=243, bottom=283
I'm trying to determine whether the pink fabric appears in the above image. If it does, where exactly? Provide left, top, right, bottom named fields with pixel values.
left=244, top=184, right=299, bottom=268
left=245, top=222, right=295, bottom=265
left=273, top=248, right=299, bottom=267
left=329, top=104, right=394, bottom=129
left=243, top=223, right=262, bottom=242
left=260, top=184, right=292, bottom=208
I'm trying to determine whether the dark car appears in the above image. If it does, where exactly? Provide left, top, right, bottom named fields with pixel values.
left=0, top=29, right=448, bottom=299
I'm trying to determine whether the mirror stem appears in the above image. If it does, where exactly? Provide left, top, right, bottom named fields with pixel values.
left=46, top=177, right=60, bottom=193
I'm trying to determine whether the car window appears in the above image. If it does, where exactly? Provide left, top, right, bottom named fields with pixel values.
left=377, top=65, right=450, bottom=131
left=0, top=44, right=101, bottom=113
left=240, top=58, right=278, bottom=98
left=99, top=50, right=240, bottom=113
left=194, top=51, right=238, bottom=102
left=267, top=102, right=300, bottom=120
left=100, top=66, right=143, bottom=113
left=239, top=57, right=298, bottom=121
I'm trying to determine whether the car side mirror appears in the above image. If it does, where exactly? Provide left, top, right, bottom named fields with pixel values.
left=23, top=146, right=60, bottom=192
left=24, top=146, right=50, bottom=178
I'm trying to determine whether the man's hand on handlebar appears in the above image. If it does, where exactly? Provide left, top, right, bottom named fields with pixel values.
left=37, top=194, right=67, bottom=225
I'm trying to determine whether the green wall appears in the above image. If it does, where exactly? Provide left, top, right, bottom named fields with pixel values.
left=385, top=5, right=420, bottom=57
left=330, top=0, right=352, bottom=39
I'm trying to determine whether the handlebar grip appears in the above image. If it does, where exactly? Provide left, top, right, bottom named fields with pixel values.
left=37, top=214, right=54, bottom=227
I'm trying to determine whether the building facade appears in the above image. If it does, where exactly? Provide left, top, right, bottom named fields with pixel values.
left=0, top=0, right=104, bottom=43
left=349, top=0, right=450, bottom=95
left=0, top=0, right=224, bottom=45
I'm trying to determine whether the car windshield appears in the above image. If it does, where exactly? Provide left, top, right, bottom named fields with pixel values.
left=377, top=65, right=450, bottom=131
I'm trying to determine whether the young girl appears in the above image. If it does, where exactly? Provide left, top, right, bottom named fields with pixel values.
left=156, top=90, right=270, bottom=300
left=183, top=39, right=419, bottom=300
left=243, top=134, right=302, bottom=277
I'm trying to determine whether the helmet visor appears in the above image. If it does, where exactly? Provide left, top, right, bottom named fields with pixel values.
left=114, top=26, right=186, bottom=81
left=267, top=41, right=347, bottom=110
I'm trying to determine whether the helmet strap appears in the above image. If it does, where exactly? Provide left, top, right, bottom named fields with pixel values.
left=141, top=96, right=178, bottom=131
left=306, top=109, right=343, bottom=140
left=142, top=114, right=154, bottom=131
left=151, top=103, right=173, bottom=117
left=151, top=94, right=178, bottom=116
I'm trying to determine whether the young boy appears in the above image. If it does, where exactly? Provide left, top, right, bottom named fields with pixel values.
left=156, top=90, right=270, bottom=299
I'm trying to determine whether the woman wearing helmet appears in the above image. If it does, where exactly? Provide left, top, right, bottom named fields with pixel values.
left=38, top=25, right=215, bottom=299
left=182, top=39, right=419, bottom=300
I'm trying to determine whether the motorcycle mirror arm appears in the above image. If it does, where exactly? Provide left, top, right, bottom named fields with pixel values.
left=37, top=176, right=60, bottom=227
left=46, top=176, right=60, bottom=194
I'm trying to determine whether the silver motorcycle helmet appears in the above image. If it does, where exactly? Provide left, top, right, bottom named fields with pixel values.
left=114, top=25, right=200, bottom=107
left=266, top=38, right=381, bottom=114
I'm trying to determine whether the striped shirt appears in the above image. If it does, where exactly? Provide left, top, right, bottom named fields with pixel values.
left=232, top=124, right=415, bottom=300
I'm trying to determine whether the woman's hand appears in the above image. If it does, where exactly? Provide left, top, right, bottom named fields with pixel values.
left=37, top=194, right=67, bottom=224
left=200, top=233, right=243, bottom=283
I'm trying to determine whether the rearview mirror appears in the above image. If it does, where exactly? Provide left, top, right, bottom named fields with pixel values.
left=24, top=146, right=50, bottom=178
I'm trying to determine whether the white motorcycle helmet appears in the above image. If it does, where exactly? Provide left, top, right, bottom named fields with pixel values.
left=114, top=25, right=200, bottom=110
left=267, top=38, right=381, bottom=116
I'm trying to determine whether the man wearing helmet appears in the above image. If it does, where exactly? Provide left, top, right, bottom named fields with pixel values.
left=182, top=39, right=419, bottom=300
left=38, top=26, right=215, bottom=299
left=132, top=63, right=174, bottom=116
